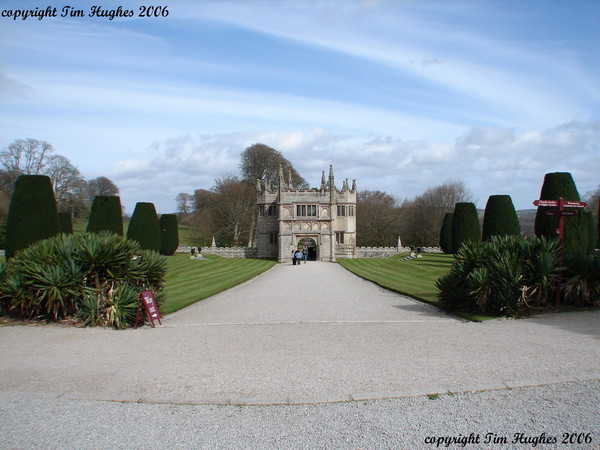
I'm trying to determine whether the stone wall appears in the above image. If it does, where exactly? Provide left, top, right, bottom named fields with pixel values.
left=176, top=245, right=258, bottom=258
left=175, top=245, right=442, bottom=259
left=355, top=246, right=443, bottom=258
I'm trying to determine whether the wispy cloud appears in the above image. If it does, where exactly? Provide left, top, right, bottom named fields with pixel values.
left=1, top=0, right=598, bottom=214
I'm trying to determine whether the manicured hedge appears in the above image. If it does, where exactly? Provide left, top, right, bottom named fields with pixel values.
left=534, top=172, right=587, bottom=254
left=58, top=212, right=73, bottom=234
left=439, top=212, right=453, bottom=254
left=450, top=202, right=481, bottom=253
left=87, top=195, right=123, bottom=235
left=482, top=195, right=520, bottom=241
left=5, top=175, right=59, bottom=258
left=127, top=202, right=161, bottom=251
left=159, top=214, right=179, bottom=255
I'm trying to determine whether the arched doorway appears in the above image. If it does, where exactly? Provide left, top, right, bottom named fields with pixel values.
left=297, top=237, right=318, bottom=261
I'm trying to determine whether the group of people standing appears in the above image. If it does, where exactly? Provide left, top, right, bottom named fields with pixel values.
left=292, top=247, right=308, bottom=265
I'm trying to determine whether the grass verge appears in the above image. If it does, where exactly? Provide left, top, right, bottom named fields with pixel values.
left=161, top=254, right=276, bottom=315
left=338, top=253, right=497, bottom=321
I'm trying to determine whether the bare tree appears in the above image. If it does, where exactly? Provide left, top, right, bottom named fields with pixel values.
left=186, top=189, right=217, bottom=246
left=0, top=138, right=54, bottom=175
left=175, top=192, right=194, bottom=224
left=212, top=176, right=256, bottom=245
left=583, top=185, right=599, bottom=216
left=44, top=154, right=88, bottom=213
left=401, top=180, right=474, bottom=247
left=356, top=190, right=403, bottom=247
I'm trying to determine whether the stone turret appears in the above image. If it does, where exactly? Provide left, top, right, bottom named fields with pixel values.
left=278, top=165, right=284, bottom=192
left=329, top=165, right=335, bottom=202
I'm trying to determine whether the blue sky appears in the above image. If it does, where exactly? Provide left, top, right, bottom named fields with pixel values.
left=1, top=0, right=599, bottom=213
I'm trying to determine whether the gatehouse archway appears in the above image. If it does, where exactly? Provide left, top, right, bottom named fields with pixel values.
left=297, top=237, right=318, bottom=261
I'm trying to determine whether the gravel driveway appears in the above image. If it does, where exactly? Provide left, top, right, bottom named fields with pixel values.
left=1, top=260, right=598, bottom=448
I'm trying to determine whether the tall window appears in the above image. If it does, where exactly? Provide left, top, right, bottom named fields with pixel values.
left=259, top=205, right=278, bottom=216
left=337, top=205, right=355, bottom=216
left=269, top=232, right=277, bottom=245
left=296, top=204, right=317, bottom=217
left=335, top=232, right=344, bottom=244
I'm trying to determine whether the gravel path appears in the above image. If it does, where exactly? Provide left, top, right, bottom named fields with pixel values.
left=1, top=260, right=598, bottom=448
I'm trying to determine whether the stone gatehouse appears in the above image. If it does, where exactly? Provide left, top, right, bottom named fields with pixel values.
left=256, top=165, right=356, bottom=262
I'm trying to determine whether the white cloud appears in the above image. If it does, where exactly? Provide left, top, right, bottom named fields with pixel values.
left=113, top=121, right=598, bottom=214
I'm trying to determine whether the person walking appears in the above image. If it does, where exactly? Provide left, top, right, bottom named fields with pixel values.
left=292, top=249, right=297, bottom=265
left=295, top=250, right=302, bottom=265
left=302, top=247, right=308, bottom=264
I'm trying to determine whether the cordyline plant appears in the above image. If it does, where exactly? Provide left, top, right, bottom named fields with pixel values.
left=0, top=232, right=166, bottom=329
left=436, top=235, right=562, bottom=317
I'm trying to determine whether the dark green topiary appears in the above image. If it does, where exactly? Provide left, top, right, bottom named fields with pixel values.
left=5, top=175, right=59, bottom=258
left=451, top=202, right=481, bottom=253
left=482, top=195, right=520, bottom=241
left=126, top=202, right=161, bottom=251
left=439, top=212, right=453, bottom=254
left=58, top=212, right=73, bottom=234
left=159, top=214, right=179, bottom=255
left=584, top=211, right=596, bottom=253
left=87, top=196, right=123, bottom=236
left=534, top=172, right=587, bottom=254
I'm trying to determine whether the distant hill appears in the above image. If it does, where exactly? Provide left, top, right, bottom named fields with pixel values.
left=516, top=209, right=537, bottom=237
left=476, top=209, right=537, bottom=237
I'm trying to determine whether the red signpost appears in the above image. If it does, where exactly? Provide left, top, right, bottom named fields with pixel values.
left=135, top=290, right=162, bottom=328
left=532, top=197, right=587, bottom=307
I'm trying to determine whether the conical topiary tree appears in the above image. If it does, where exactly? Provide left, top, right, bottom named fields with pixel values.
left=584, top=211, right=596, bottom=253
left=597, top=198, right=600, bottom=250
left=159, top=214, right=179, bottom=255
left=482, top=195, right=521, bottom=241
left=534, top=172, right=587, bottom=254
left=5, top=175, right=59, bottom=258
left=451, top=202, right=481, bottom=253
left=58, top=212, right=73, bottom=234
left=87, top=196, right=123, bottom=236
left=126, top=202, right=160, bottom=251
left=439, top=212, right=453, bottom=254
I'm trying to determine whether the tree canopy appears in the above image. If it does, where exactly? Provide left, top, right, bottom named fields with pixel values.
left=240, top=143, right=308, bottom=189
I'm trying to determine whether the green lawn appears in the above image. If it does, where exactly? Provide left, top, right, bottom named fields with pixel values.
left=338, top=253, right=453, bottom=305
left=161, top=254, right=276, bottom=315
left=338, top=254, right=496, bottom=320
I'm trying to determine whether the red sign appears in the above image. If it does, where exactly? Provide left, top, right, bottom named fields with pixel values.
left=532, top=196, right=587, bottom=309
left=533, top=199, right=558, bottom=207
left=135, top=290, right=162, bottom=328
left=563, top=201, right=586, bottom=208
left=534, top=199, right=586, bottom=208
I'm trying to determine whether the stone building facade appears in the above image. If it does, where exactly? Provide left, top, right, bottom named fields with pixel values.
left=256, top=165, right=356, bottom=262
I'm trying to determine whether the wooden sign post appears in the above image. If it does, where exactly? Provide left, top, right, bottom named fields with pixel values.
left=135, top=290, right=162, bottom=328
left=532, top=197, right=587, bottom=307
